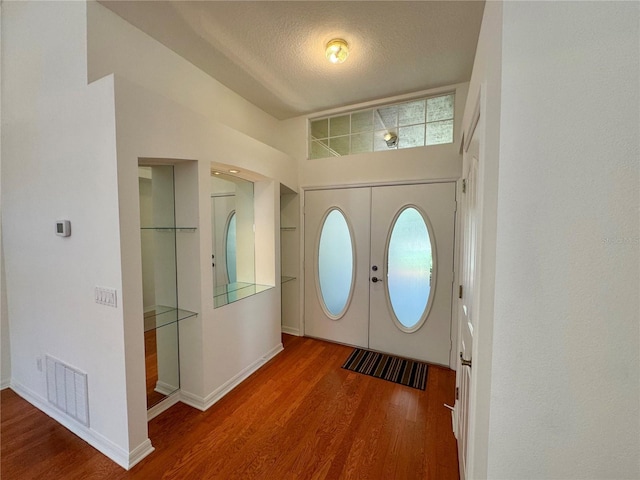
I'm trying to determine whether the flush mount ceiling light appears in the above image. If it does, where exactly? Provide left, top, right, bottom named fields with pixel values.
left=229, top=169, right=240, bottom=174
left=384, top=132, right=398, bottom=148
left=325, top=38, right=349, bottom=64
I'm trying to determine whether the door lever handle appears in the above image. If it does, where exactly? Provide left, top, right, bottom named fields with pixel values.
left=371, top=277, right=383, bottom=283
left=460, top=352, right=472, bottom=368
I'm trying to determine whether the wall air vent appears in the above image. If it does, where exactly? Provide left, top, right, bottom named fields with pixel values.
left=45, top=355, right=89, bottom=427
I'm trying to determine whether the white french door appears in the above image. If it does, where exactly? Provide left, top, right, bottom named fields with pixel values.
left=369, top=183, right=456, bottom=364
left=456, top=108, right=481, bottom=480
left=304, top=183, right=456, bottom=365
left=303, top=187, right=371, bottom=348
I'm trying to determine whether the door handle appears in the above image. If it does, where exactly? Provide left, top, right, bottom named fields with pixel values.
left=371, top=277, right=382, bottom=283
left=460, top=352, right=472, bottom=368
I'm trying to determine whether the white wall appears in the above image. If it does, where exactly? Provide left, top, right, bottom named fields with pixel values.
left=0, top=3, right=9, bottom=390
left=1, top=231, right=10, bottom=388
left=86, top=0, right=298, bottom=437
left=1, top=0, right=141, bottom=467
left=459, top=2, right=504, bottom=478
left=483, top=2, right=640, bottom=478
left=113, top=74, right=288, bottom=417
left=87, top=1, right=285, bottom=155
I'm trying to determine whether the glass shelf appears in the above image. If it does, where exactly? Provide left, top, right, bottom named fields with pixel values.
left=214, top=282, right=274, bottom=308
left=281, top=276, right=296, bottom=284
left=143, top=305, right=198, bottom=332
left=140, top=226, right=197, bottom=232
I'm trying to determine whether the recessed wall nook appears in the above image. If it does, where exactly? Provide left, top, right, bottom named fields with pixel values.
left=211, top=170, right=274, bottom=308
left=138, top=163, right=198, bottom=413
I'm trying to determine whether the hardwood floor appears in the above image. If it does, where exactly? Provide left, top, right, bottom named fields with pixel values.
left=1, top=335, right=459, bottom=479
left=145, top=329, right=168, bottom=408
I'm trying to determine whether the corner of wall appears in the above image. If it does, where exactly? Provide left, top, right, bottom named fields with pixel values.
left=1, top=229, right=11, bottom=388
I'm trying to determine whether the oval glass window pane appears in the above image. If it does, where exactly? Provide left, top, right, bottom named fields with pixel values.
left=225, top=212, right=237, bottom=284
left=387, top=208, right=433, bottom=329
left=318, top=210, right=354, bottom=317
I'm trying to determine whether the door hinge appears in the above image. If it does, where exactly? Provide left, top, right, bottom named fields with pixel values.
left=456, top=387, right=459, bottom=400
left=462, top=179, right=467, bottom=193
left=458, top=285, right=463, bottom=299
left=460, top=352, right=472, bottom=368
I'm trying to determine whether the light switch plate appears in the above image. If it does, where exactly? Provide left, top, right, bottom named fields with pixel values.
left=95, top=287, right=117, bottom=307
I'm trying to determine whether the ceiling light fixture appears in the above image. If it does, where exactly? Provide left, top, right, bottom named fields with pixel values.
left=384, top=132, right=398, bottom=148
left=229, top=169, right=240, bottom=174
left=325, top=39, right=349, bottom=64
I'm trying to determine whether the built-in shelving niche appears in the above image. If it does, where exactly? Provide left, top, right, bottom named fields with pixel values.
left=139, top=165, right=197, bottom=411
left=280, top=187, right=300, bottom=334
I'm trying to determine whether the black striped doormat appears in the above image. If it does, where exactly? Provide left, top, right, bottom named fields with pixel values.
left=342, top=348, right=428, bottom=390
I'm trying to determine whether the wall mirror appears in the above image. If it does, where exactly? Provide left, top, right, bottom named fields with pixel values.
left=139, top=166, right=180, bottom=409
left=139, top=165, right=196, bottom=410
left=211, top=171, right=271, bottom=307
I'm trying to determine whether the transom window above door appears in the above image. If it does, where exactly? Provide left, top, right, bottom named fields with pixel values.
left=309, top=94, right=454, bottom=159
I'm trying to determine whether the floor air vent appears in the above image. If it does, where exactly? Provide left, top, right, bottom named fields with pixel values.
left=45, top=356, right=89, bottom=427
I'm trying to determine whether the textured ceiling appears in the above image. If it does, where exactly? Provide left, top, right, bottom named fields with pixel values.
left=99, top=1, right=485, bottom=120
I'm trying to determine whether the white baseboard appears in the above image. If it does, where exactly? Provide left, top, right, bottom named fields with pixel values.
left=147, top=390, right=181, bottom=421
left=281, top=326, right=300, bottom=336
left=181, top=343, right=284, bottom=411
left=10, top=381, right=153, bottom=470
left=179, top=389, right=206, bottom=411
left=1, top=377, right=11, bottom=390
left=154, top=380, right=178, bottom=396
left=128, top=439, right=155, bottom=470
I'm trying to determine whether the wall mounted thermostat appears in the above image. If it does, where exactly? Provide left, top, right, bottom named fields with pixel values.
left=55, top=220, right=71, bottom=237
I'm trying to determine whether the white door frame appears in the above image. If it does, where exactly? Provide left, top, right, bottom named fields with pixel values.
left=455, top=90, right=482, bottom=480
left=299, top=178, right=459, bottom=363
left=457, top=82, right=500, bottom=480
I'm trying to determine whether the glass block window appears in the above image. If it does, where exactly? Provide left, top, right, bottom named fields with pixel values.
left=309, top=93, right=454, bottom=159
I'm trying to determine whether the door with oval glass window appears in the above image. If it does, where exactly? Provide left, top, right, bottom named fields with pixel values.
left=305, top=182, right=456, bottom=365
left=304, top=187, right=371, bottom=348
left=369, top=183, right=455, bottom=364
left=304, top=183, right=456, bottom=365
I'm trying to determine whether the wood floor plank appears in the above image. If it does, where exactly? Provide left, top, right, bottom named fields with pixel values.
left=1, top=335, right=459, bottom=479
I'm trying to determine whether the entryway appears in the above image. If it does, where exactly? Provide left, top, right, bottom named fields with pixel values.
left=304, top=183, right=456, bottom=365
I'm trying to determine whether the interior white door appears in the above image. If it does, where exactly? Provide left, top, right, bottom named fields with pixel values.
left=304, top=187, right=371, bottom=348
left=369, top=183, right=456, bottom=365
left=456, top=117, right=480, bottom=480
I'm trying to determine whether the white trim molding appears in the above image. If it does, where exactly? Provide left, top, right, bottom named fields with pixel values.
left=181, top=343, right=284, bottom=411
left=154, top=380, right=179, bottom=396
left=128, top=439, right=155, bottom=470
left=147, top=390, right=182, bottom=421
left=281, top=326, right=300, bottom=336
left=9, top=381, right=154, bottom=470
